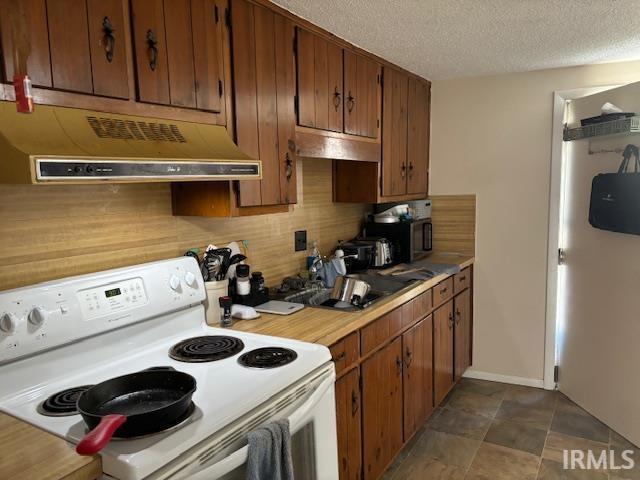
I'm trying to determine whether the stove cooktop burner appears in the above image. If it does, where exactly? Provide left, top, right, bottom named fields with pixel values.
left=169, top=335, right=244, bottom=363
left=238, top=347, right=297, bottom=369
left=37, top=385, right=93, bottom=417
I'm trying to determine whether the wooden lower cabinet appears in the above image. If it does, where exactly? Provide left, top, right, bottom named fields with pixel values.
left=335, top=368, right=362, bottom=480
left=433, top=299, right=454, bottom=405
left=402, top=316, right=433, bottom=441
left=454, top=289, right=472, bottom=381
left=361, top=338, right=403, bottom=480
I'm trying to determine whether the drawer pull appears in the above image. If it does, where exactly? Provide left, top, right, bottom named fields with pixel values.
left=146, top=29, right=159, bottom=71
left=440, top=286, right=448, bottom=294
left=351, top=390, right=359, bottom=416
left=333, top=86, right=341, bottom=111
left=405, top=347, right=413, bottom=368
left=346, top=91, right=355, bottom=113
left=459, top=276, right=466, bottom=281
left=102, top=17, right=115, bottom=63
left=333, top=351, right=346, bottom=362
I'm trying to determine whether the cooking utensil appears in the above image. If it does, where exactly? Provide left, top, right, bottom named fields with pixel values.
left=331, top=276, right=371, bottom=306
left=202, top=254, right=222, bottom=282
left=209, top=248, right=231, bottom=280
left=75, top=367, right=196, bottom=455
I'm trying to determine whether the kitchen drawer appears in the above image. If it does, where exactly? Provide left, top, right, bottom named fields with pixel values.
left=433, top=277, right=453, bottom=307
left=361, top=309, right=401, bottom=356
left=412, top=290, right=433, bottom=321
left=454, top=268, right=471, bottom=294
left=330, top=332, right=359, bottom=375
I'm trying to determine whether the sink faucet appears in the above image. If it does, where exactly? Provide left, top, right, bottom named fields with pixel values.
left=308, top=256, right=324, bottom=281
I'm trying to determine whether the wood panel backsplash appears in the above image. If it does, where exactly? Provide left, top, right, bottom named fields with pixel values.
left=0, top=160, right=370, bottom=290
left=430, top=194, right=476, bottom=255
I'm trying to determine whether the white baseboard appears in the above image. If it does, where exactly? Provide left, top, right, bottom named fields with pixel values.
left=463, top=369, right=546, bottom=389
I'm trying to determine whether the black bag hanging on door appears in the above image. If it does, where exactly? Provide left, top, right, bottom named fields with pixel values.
left=589, top=144, right=640, bottom=235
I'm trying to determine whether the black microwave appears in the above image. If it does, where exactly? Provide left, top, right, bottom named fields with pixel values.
left=364, top=218, right=432, bottom=264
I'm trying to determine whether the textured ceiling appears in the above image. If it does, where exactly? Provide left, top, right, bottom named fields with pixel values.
left=271, top=0, right=640, bottom=80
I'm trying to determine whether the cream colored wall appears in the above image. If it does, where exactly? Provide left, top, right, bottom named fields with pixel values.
left=429, top=60, right=640, bottom=383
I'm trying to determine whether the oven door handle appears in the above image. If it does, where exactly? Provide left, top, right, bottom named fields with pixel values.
left=172, top=374, right=335, bottom=480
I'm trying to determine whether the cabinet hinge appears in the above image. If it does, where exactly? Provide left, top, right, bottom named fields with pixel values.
left=225, top=7, right=231, bottom=27
left=214, top=5, right=219, bottom=23
left=554, top=365, right=559, bottom=383
left=218, top=79, right=223, bottom=98
left=558, top=248, right=566, bottom=265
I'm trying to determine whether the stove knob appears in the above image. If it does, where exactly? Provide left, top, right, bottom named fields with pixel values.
left=169, top=274, right=181, bottom=291
left=0, top=312, right=18, bottom=334
left=28, top=307, right=47, bottom=327
left=184, top=271, right=197, bottom=288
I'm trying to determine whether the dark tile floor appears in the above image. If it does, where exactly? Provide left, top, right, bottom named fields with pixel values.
left=383, top=379, right=639, bottom=480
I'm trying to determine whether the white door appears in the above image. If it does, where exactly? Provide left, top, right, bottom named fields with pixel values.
left=557, top=81, right=640, bottom=445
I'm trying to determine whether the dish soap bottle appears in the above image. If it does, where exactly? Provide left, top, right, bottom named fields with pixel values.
left=307, top=240, right=321, bottom=269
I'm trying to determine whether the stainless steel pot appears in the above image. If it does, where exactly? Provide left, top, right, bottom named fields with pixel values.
left=331, top=276, right=371, bottom=306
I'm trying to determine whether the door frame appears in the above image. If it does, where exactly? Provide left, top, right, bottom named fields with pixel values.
left=543, top=84, right=621, bottom=390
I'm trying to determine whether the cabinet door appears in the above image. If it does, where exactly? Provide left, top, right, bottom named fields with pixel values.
left=191, top=0, right=225, bottom=113
left=87, top=0, right=130, bottom=98
left=381, top=67, right=408, bottom=196
left=0, top=0, right=52, bottom=87
left=402, top=317, right=433, bottom=441
left=164, top=0, right=196, bottom=108
left=47, top=0, right=93, bottom=93
left=131, top=0, right=170, bottom=104
left=344, top=50, right=380, bottom=138
left=406, top=77, right=430, bottom=195
left=454, top=289, right=472, bottom=381
left=295, top=29, right=343, bottom=133
left=362, top=338, right=403, bottom=480
left=335, top=368, right=362, bottom=480
left=434, top=299, right=454, bottom=405
left=232, top=0, right=295, bottom=207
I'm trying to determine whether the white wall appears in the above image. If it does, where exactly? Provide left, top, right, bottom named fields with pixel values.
left=429, top=61, right=640, bottom=384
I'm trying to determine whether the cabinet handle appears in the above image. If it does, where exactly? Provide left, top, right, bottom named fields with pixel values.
left=346, top=91, right=355, bottom=113
left=455, top=308, right=461, bottom=325
left=401, top=163, right=406, bottom=178
left=408, top=162, right=414, bottom=177
left=333, top=86, right=341, bottom=111
left=459, top=276, right=466, bottom=281
left=332, top=351, right=346, bottom=362
left=405, top=347, right=413, bottom=368
left=146, top=29, right=159, bottom=71
left=102, top=17, right=115, bottom=63
left=351, top=390, right=359, bottom=416
left=448, top=312, right=454, bottom=329
left=285, top=152, right=293, bottom=181
left=396, top=356, right=402, bottom=375
left=440, top=286, right=447, bottom=294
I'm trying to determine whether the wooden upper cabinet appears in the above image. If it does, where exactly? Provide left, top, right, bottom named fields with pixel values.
left=131, top=0, right=225, bottom=112
left=344, top=50, right=380, bottom=138
left=131, top=0, right=170, bottom=104
left=382, top=67, right=408, bottom=197
left=1, top=0, right=129, bottom=97
left=164, top=0, right=197, bottom=108
left=0, top=0, right=52, bottom=87
left=295, top=28, right=343, bottom=133
left=87, top=0, right=130, bottom=98
left=406, top=77, right=430, bottom=195
left=191, top=0, right=225, bottom=113
left=231, top=0, right=297, bottom=207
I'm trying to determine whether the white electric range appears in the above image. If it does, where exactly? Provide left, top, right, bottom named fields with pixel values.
left=0, top=257, right=339, bottom=479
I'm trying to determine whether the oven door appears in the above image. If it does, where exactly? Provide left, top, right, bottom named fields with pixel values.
left=411, top=219, right=432, bottom=260
left=156, top=363, right=338, bottom=480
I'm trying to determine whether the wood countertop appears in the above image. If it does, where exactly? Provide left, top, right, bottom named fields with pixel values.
left=232, top=253, right=474, bottom=347
left=0, top=412, right=101, bottom=480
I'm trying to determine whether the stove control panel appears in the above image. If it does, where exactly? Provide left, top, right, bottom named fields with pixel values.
left=0, top=257, right=205, bottom=364
left=77, top=277, right=148, bottom=320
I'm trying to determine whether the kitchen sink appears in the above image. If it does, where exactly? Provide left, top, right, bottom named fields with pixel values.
left=281, top=272, right=410, bottom=312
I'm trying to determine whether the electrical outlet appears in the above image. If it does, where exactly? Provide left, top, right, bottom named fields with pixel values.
left=294, top=230, right=307, bottom=252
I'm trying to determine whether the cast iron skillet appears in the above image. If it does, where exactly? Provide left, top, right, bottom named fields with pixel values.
left=75, top=367, right=197, bottom=455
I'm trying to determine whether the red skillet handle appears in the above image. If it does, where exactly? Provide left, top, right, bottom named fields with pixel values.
left=76, top=414, right=127, bottom=455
